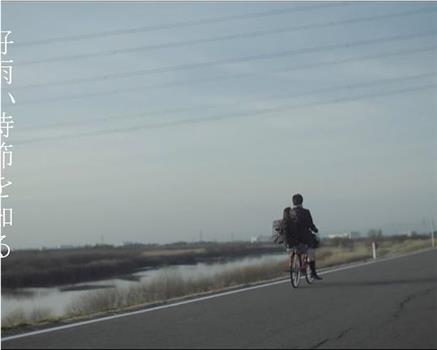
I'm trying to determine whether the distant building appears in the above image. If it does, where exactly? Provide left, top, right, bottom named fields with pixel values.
left=328, top=233, right=350, bottom=240
left=251, top=235, right=272, bottom=243
left=328, top=232, right=361, bottom=240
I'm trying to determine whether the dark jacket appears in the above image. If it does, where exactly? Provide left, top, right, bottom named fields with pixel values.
left=288, top=206, right=319, bottom=246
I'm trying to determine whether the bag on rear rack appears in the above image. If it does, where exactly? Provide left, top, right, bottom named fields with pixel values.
left=272, top=207, right=300, bottom=247
left=272, top=219, right=286, bottom=246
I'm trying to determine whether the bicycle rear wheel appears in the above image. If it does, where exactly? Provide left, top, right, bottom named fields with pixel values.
left=290, top=253, right=301, bottom=288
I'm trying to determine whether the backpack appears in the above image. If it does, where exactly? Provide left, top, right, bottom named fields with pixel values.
left=286, top=208, right=301, bottom=246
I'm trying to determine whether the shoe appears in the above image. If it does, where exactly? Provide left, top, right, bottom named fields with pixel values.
left=311, top=273, right=323, bottom=281
left=309, top=261, right=323, bottom=280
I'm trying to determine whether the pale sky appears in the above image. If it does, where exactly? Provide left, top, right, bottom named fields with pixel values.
left=1, top=2, right=436, bottom=248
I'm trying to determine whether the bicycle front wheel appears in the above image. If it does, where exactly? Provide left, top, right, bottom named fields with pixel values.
left=290, top=253, right=301, bottom=288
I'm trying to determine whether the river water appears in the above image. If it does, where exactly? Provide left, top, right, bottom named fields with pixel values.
left=2, top=253, right=287, bottom=320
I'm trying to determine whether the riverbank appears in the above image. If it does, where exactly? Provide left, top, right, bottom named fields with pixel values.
left=2, top=237, right=432, bottom=331
left=2, top=242, right=283, bottom=290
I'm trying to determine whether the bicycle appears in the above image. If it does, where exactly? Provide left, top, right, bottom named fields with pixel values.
left=288, top=244, right=314, bottom=288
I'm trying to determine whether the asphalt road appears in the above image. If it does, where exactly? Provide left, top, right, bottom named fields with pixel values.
left=3, top=249, right=437, bottom=349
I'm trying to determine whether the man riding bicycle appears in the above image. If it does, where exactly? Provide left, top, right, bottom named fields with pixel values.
left=283, top=194, right=322, bottom=281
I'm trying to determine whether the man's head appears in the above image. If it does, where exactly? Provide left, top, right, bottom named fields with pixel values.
left=292, top=193, right=303, bottom=206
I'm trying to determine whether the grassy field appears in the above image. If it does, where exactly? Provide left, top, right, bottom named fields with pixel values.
left=2, top=236, right=433, bottom=330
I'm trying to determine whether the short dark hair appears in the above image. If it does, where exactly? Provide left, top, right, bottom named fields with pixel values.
left=292, top=194, right=303, bottom=205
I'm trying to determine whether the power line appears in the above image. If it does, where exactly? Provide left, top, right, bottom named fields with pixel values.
left=91, top=83, right=437, bottom=133
left=13, top=72, right=253, bottom=106
left=19, top=71, right=437, bottom=131
left=16, top=80, right=437, bottom=144
left=18, top=7, right=436, bottom=66
left=277, top=44, right=437, bottom=74
left=21, top=105, right=208, bottom=130
left=13, top=30, right=437, bottom=90
left=15, top=3, right=342, bottom=47
left=10, top=44, right=437, bottom=106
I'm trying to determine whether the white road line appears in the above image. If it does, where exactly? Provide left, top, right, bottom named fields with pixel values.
left=2, top=248, right=434, bottom=343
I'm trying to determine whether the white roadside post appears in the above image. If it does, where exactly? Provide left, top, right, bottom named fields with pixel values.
left=432, top=219, right=435, bottom=249
left=372, top=241, right=377, bottom=260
